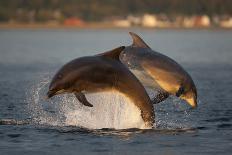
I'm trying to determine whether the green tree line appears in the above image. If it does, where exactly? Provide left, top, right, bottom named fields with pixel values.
left=0, top=0, right=231, bottom=22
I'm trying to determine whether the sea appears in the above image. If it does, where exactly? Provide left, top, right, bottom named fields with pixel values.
left=0, top=29, right=231, bottom=154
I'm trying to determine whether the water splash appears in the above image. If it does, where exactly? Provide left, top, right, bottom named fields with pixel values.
left=64, top=92, right=147, bottom=129
left=155, top=96, right=194, bottom=129
left=26, top=73, right=193, bottom=130
left=26, top=74, right=147, bottom=129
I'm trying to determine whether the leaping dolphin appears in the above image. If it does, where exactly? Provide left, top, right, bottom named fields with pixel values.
left=101, top=32, right=197, bottom=108
left=47, top=47, right=155, bottom=127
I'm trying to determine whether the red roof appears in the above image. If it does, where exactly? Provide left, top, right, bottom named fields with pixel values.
left=64, top=18, right=85, bottom=26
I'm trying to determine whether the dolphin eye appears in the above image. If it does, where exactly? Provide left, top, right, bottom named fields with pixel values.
left=176, top=86, right=185, bottom=97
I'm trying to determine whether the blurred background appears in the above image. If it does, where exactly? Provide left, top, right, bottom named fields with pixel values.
left=0, top=0, right=231, bottom=66
left=0, top=0, right=231, bottom=28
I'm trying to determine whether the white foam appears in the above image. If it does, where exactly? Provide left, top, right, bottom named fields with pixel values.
left=27, top=77, right=150, bottom=129
left=64, top=92, right=148, bottom=129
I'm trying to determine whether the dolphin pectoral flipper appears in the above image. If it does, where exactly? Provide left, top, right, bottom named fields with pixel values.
left=75, top=93, right=93, bottom=107
left=151, top=91, right=169, bottom=104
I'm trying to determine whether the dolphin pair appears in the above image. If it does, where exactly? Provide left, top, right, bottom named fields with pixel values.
left=47, top=32, right=197, bottom=127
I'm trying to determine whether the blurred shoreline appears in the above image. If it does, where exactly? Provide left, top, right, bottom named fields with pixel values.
left=0, top=22, right=231, bottom=30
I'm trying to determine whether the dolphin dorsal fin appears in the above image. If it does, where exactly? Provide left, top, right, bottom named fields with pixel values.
left=129, top=32, right=150, bottom=48
left=97, top=46, right=125, bottom=60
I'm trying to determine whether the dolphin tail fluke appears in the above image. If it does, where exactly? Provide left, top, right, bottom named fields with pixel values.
left=97, top=46, right=125, bottom=60
left=129, top=32, right=150, bottom=48
left=75, top=92, right=93, bottom=107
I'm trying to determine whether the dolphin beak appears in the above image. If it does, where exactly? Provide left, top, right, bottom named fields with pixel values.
left=47, top=90, right=56, bottom=99
left=185, top=97, right=197, bottom=108
left=47, top=89, right=66, bottom=99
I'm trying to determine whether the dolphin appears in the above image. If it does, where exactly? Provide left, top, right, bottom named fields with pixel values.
left=101, top=32, right=197, bottom=108
left=121, top=32, right=197, bottom=107
left=47, top=46, right=155, bottom=127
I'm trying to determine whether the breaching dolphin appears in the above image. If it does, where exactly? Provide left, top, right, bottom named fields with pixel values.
left=47, top=46, right=155, bottom=127
left=101, top=32, right=197, bottom=108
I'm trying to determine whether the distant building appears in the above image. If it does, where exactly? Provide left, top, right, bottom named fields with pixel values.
left=64, top=18, right=84, bottom=26
left=142, top=14, right=157, bottom=27
left=183, top=15, right=211, bottom=28
left=195, top=15, right=210, bottom=27
left=127, top=15, right=141, bottom=26
left=113, top=19, right=131, bottom=27
left=220, top=18, right=232, bottom=28
left=183, top=17, right=194, bottom=28
left=107, top=13, right=231, bottom=29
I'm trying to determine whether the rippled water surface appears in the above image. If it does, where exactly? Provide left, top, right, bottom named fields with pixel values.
left=0, top=29, right=232, bottom=154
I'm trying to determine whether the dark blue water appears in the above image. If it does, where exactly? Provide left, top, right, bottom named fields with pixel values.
left=0, top=29, right=232, bottom=154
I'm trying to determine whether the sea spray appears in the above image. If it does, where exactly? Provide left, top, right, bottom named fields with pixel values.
left=64, top=92, right=147, bottom=129
left=27, top=75, right=147, bottom=129
left=155, top=96, right=193, bottom=129
left=26, top=74, right=192, bottom=129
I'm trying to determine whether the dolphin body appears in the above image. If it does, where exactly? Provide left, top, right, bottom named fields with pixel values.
left=101, top=32, right=197, bottom=108
left=47, top=47, right=155, bottom=127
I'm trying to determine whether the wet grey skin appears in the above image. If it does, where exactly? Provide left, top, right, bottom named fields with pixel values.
left=119, top=32, right=197, bottom=108
left=47, top=46, right=155, bottom=127
left=100, top=32, right=197, bottom=108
